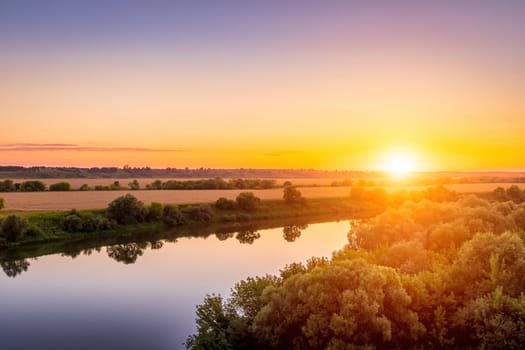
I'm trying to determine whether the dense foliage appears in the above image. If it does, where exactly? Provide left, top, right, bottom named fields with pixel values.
left=49, top=181, right=71, bottom=191
left=186, top=194, right=525, bottom=350
left=1, top=215, right=28, bottom=242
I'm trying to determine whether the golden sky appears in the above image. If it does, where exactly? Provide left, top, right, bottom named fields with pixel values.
left=1, top=1, right=524, bottom=171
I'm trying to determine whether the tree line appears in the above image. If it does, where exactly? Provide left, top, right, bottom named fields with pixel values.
left=0, top=178, right=279, bottom=192
left=185, top=188, right=525, bottom=349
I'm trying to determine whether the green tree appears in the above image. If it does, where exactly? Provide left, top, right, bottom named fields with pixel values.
left=283, top=186, right=305, bottom=205
left=106, top=194, right=147, bottom=224
left=128, top=179, right=140, bottom=190
left=49, top=181, right=71, bottom=191
left=1, top=215, right=28, bottom=242
left=236, top=192, right=260, bottom=211
left=0, top=179, right=15, bottom=192
left=215, top=197, right=236, bottom=210
left=147, top=202, right=163, bottom=221
left=163, top=204, right=184, bottom=226
left=19, top=180, right=46, bottom=192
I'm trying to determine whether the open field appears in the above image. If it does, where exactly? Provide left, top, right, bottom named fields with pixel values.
left=1, top=183, right=522, bottom=211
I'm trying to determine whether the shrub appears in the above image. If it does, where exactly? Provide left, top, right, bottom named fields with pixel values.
left=25, top=224, right=44, bottom=237
left=0, top=197, right=4, bottom=210
left=106, top=194, right=147, bottom=225
left=64, top=214, right=83, bottom=232
left=94, top=215, right=113, bottom=230
left=215, top=197, right=236, bottom=210
left=163, top=204, right=184, bottom=226
left=49, top=182, right=71, bottom=191
left=1, top=215, right=28, bottom=242
left=147, top=202, right=164, bottom=222
left=79, top=184, right=90, bottom=191
left=235, top=192, right=260, bottom=211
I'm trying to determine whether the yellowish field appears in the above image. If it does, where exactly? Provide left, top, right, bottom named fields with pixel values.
left=0, top=183, right=520, bottom=211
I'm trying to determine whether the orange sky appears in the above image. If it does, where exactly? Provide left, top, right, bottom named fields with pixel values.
left=1, top=1, right=524, bottom=171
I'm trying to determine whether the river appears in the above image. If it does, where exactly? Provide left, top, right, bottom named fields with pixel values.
left=0, top=220, right=351, bottom=350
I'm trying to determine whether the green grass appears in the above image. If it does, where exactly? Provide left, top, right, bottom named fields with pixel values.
left=0, top=196, right=382, bottom=249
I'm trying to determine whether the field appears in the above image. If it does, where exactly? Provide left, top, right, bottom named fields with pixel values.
left=1, top=182, right=521, bottom=211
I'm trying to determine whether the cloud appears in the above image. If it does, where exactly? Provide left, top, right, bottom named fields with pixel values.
left=0, top=143, right=182, bottom=152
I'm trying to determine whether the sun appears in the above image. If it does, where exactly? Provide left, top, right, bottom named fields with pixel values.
left=381, top=149, right=418, bottom=178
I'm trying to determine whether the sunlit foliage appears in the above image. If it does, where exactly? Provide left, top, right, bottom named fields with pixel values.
left=187, top=194, right=525, bottom=349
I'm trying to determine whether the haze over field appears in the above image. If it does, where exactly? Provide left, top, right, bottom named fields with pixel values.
left=1, top=0, right=524, bottom=171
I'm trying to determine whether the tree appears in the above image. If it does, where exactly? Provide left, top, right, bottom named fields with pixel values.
left=19, top=180, right=46, bottom=192
left=163, top=204, right=184, bottom=226
left=506, top=185, right=524, bottom=203
left=0, top=197, right=4, bottom=210
left=49, top=181, right=71, bottom=191
left=1, top=215, right=28, bottom=242
left=215, top=197, right=236, bottom=210
left=283, top=186, right=304, bottom=205
left=236, top=192, right=260, bottom=211
left=0, top=179, right=15, bottom=192
left=79, top=184, right=90, bottom=191
left=106, top=194, right=147, bottom=224
left=128, top=179, right=140, bottom=190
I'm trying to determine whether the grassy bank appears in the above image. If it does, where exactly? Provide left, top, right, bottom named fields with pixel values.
left=0, top=196, right=382, bottom=249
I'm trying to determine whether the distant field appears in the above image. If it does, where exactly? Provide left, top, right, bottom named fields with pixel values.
left=1, top=182, right=521, bottom=211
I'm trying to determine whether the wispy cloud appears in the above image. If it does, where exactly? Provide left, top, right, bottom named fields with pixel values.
left=0, top=143, right=182, bottom=152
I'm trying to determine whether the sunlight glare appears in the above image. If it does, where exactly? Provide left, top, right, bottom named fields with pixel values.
left=381, top=149, right=418, bottom=178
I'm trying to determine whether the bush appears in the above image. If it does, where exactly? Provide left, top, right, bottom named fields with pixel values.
left=182, top=205, right=214, bottom=223
left=49, top=182, right=71, bottom=191
left=79, top=184, right=90, bottom=191
left=147, top=202, right=164, bottom=222
left=215, top=197, right=236, bottom=210
left=94, top=215, right=113, bottom=230
left=25, top=224, right=44, bottom=237
left=235, top=192, right=260, bottom=211
left=106, top=194, right=147, bottom=225
left=283, top=186, right=304, bottom=205
left=1, top=215, right=28, bottom=242
left=64, top=214, right=83, bottom=232
left=163, top=205, right=184, bottom=226
left=0, top=197, right=4, bottom=210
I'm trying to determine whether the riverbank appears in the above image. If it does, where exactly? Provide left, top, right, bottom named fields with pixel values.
left=0, top=196, right=382, bottom=250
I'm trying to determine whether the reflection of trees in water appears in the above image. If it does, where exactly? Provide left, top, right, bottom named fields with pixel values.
left=149, top=240, right=164, bottom=250
left=236, top=230, right=261, bottom=245
left=106, top=243, right=147, bottom=264
left=216, top=232, right=235, bottom=241
left=82, top=247, right=102, bottom=256
left=1, top=259, right=30, bottom=278
left=282, top=224, right=308, bottom=242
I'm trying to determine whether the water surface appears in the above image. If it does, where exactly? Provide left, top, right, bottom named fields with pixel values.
left=0, top=220, right=350, bottom=350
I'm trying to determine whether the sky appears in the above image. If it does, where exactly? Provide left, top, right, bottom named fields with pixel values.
left=1, top=0, right=524, bottom=171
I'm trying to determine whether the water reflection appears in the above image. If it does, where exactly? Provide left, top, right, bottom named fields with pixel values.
left=0, top=214, right=355, bottom=277
left=1, top=259, right=30, bottom=278
left=235, top=230, right=260, bottom=244
left=107, top=243, right=148, bottom=265
left=282, top=224, right=308, bottom=242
